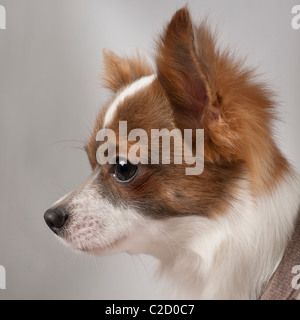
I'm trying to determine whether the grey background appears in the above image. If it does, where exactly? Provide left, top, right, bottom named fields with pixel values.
left=0, top=0, right=299, bottom=300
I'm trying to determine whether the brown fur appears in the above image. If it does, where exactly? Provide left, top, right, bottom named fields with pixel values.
left=102, top=49, right=154, bottom=92
left=86, top=77, right=242, bottom=218
left=86, top=7, right=289, bottom=220
left=156, top=7, right=289, bottom=193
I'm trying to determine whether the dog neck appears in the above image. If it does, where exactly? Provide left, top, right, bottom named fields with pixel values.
left=143, top=171, right=300, bottom=299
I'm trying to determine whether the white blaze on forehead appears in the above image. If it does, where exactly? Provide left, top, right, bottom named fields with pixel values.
left=103, top=74, right=156, bottom=127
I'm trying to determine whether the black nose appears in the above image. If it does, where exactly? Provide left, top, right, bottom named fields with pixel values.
left=44, top=207, right=69, bottom=235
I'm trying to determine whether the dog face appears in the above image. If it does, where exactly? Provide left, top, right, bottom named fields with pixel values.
left=44, top=8, right=286, bottom=258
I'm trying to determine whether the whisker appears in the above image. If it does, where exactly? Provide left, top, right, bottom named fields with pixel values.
left=50, top=183, right=68, bottom=194
left=136, top=255, right=152, bottom=282
left=48, top=139, right=86, bottom=147
left=160, top=228, right=185, bottom=251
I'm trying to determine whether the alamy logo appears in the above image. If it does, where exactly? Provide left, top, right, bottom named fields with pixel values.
left=292, top=5, right=300, bottom=30
left=0, top=265, right=6, bottom=289
left=0, top=5, right=6, bottom=30
left=96, top=121, right=204, bottom=175
left=291, top=265, right=300, bottom=290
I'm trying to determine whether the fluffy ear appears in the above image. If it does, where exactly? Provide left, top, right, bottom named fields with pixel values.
left=156, top=7, right=240, bottom=162
left=156, top=7, right=217, bottom=131
left=102, top=49, right=153, bottom=92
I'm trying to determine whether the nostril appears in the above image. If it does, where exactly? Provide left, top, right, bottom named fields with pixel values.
left=44, top=207, right=69, bottom=235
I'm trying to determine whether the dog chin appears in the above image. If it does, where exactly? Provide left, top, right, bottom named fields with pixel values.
left=55, top=233, right=127, bottom=256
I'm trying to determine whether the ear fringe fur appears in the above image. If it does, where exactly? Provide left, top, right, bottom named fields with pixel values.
left=102, top=49, right=154, bottom=92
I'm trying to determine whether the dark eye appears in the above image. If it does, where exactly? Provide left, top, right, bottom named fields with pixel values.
left=112, top=157, right=138, bottom=182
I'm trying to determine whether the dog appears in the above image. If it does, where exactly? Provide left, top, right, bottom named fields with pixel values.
left=44, top=7, right=300, bottom=299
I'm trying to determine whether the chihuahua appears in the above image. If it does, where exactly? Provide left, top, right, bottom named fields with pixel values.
left=44, top=7, right=300, bottom=299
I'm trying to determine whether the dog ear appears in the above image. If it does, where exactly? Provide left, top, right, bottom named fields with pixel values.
left=156, top=7, right=216, bottom=130
left=102, top=49, right=153, bottom=92
left=156, top=7, right=240, bottom=162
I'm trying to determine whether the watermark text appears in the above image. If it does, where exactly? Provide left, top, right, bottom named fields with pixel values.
left=0, top=265, right=6, bottom=290
left=292, top=5, right=300, bottom=30
left=96, top=121, right=204, bottom=175
left=0, top=4, right=6, bottom=30
left=292, top=265, right=300, bottom=290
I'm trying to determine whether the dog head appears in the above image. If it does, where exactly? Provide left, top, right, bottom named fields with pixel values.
left=44, top=8, right=286, bottom=259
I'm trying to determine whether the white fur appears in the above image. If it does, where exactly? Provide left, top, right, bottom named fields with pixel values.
left=53, top=168, right=300, bottom=299
left=56, top=168, right=149, bottom=255
left=142, top=171, right=300, bottom=299
left=103, top=75, right=156, bottom=127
